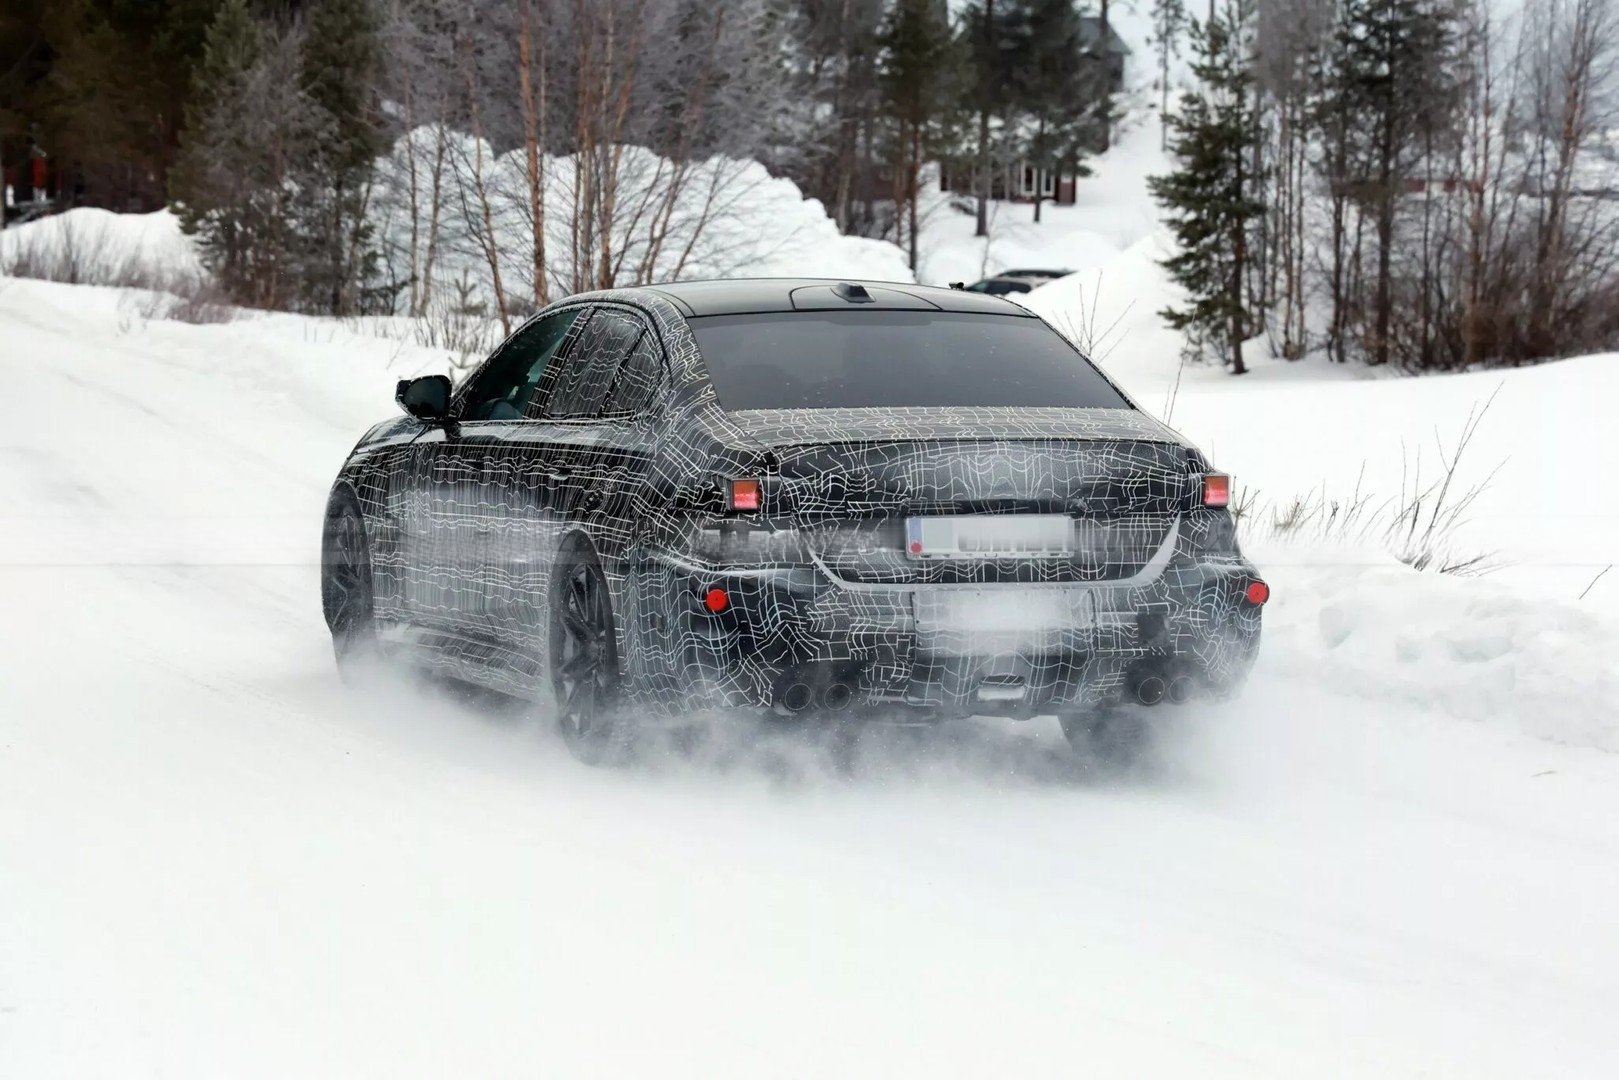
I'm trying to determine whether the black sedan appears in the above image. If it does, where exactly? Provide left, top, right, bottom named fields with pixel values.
left=321, top=278, right=1265, bottom=763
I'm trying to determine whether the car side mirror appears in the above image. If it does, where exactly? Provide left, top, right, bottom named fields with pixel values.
left=396, top=375, right=452, bottom=421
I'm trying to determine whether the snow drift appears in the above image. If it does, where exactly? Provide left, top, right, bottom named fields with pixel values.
left=0, top=207, right=205, bottom=289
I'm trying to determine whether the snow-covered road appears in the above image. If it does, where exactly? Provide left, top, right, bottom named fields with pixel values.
left=3, top=280, right=1617, bottom=1077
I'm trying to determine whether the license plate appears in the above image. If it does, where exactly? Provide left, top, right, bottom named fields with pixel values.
left=904, top=515, right=1073, bottom=558
left=912, top=588, right=1095, bottom=653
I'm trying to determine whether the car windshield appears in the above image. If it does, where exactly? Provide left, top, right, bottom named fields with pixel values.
left=689, top=310, right=1132, bottom=411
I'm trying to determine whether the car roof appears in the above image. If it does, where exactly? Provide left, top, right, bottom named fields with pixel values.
left=638, top=277, right=1036, bottom=317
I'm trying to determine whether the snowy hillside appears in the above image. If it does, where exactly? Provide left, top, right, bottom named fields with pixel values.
left=1, top=160, right=914, bottom=310
left=3, top=275, right=1619, bottom=1077
left=369, top=130, right=916, bottom=299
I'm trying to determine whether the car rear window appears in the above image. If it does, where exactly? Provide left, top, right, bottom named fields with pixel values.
left=688, top=311, right=1131, bottom=411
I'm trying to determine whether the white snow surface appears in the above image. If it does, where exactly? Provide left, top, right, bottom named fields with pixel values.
left=3, top=274, right=1618, bottom=1077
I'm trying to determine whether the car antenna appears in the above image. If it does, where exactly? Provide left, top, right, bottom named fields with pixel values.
left=832, top=281, right=874, bottom=303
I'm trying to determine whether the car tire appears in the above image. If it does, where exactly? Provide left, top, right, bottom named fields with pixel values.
left=320, top=496, right=381, bottom=682
left=548, top=540, right=633, bottom=766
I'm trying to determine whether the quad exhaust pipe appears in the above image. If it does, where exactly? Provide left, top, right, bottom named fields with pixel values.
left=779, top=679, right=815, bottom=713
left=820, top=682, right=854, bottom=712
left=775, top=666, right=857, bottom=714
left=1127, top=665, right=1200, bottom=707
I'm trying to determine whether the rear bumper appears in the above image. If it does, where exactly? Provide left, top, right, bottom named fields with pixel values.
left=626, top=545, right=1262, bottom=717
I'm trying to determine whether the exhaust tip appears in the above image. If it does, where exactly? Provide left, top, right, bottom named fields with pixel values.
left=820, top=681, right=854, bottom=712
left=780, top=681, right=815, bottom=713
left=1135, top=675, right=1167, bottom=706
left=1168, top=676, right=1195, bottom=705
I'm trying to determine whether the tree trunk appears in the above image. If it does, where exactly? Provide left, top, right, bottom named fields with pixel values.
left=908, top=122, right=921, bottom=270
left=861, top=115, right=875, bottom=235
left=518, top=0, right=549, bottom=307
left=1327, top=120, right=1348, bottom=362
left=1159, top=15, right=1171, bottom=151
left=832, top=0, right=856, bottom=233
left=399, top=73, right=421, bottom=316
left=974, top=109, right=990, bottom=236
left=1099, top=0, right=1112, bottom=151
left=1372, top=99, right=1396, bottom=366
left=975, top=0, right=993, bottom=237
left=420, top=126, right=446, bottom=317
left=331, top=176, right=345, bottom=315
left=1373, top=184, right=1394, bottom=366
left=464, top=45, right=510, bottom=335
left=1231, top=118, right=1248, bottom=376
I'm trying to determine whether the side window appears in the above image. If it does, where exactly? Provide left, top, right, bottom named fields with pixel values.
left=457, top=308, right=580, bottom=421
left=601, top=331, right=664, bottom=418
left=538, top=308, right=645, bottom=420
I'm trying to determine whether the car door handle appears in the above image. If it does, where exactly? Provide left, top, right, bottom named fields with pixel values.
left=547, top=468, right=572, bottom=482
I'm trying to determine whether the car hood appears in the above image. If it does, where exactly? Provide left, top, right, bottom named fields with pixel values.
left=715, top=406, right=1186, bottom=450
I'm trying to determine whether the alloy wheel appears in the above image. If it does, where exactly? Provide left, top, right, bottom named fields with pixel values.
left=322, top=505, right=376, bottom=665
left=549, top=553, right=623, bottom=763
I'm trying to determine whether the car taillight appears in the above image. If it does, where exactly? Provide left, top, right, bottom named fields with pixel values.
left=1244, top=580, right=1270, bottom=605
left=728, top=478, right=761, bottom=512
left=1202, top=473, right=1231, bottom=508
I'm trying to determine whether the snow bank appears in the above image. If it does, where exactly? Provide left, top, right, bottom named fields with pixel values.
left=0, top=207, right=203, bottom=288
left=1, top=140, right=909, bottom=308
left=370, top=128, right=912, bottom=306
left=1262, top=561, right=1619, bottom=751
left=1016, top=230, right=1189, bottom=379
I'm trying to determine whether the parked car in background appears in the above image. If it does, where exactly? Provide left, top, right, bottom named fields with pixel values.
left=1001, top=268, right=1073, bottom=281
left=962, top=269, right=1073, bottom=296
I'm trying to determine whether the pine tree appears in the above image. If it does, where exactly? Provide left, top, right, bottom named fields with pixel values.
left=1330, top=0, right=1460, bottom=366
left=959, top=0, right=1017, bottom=237
left=1150, top=0, right=1187, bottom=148
left=38, top=0, right=223, bottom=211
left=170, top=0, right=262, bottom=292
left=294, top=0, right=385, bottom=315
left=1006, top=0, right=1101, bottom=223
left=877, top=0, right=959, bottom=271
left=1148, top=0, right=1265, bottom=374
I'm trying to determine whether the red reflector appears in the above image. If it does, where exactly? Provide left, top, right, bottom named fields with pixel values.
left=703, top=588, right=730, bottom=613
left=1244, top=580, right=1270, bottom=605
left=1203, top=473, right=1231, bottom=507
left=908, top=540, right=923, bottom=555
left=729, top=479, right=760, bottom=511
